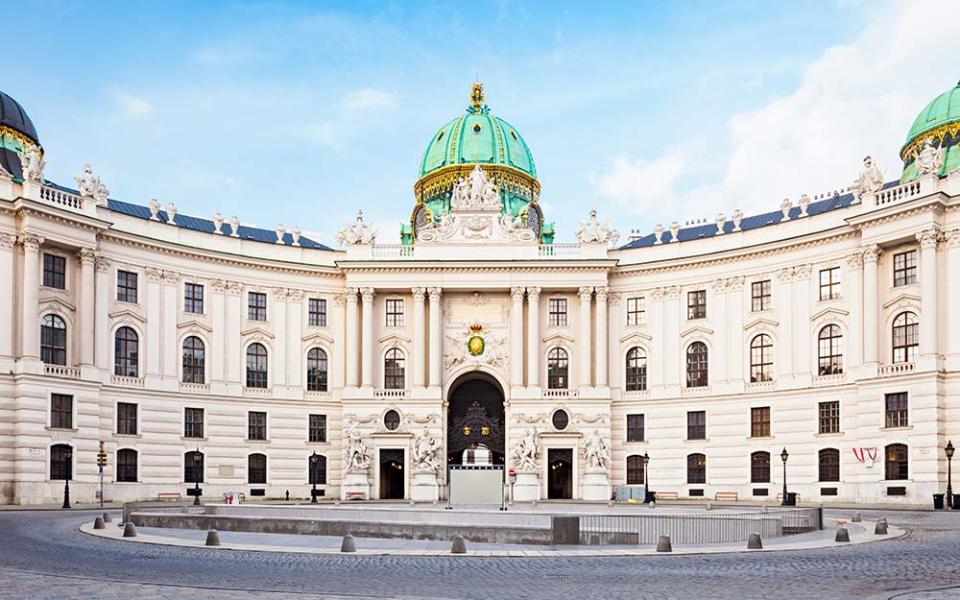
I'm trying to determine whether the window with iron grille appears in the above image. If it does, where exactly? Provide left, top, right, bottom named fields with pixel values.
left=749, top=334, right=773, bottom=382
left=818, top=448, right=840, bottom=482
left=547, top=347, right=569, bottom=389
left=893, top=250, right=917, bottom=287
left=117, top=449, right=138, bottom=482
left=309, top=454, right=327, bottom=485
left=687, top=290, right=706, bottom=319
left=114, top=326, right=139, bottom=377
left=385, top=299, right=404, bottom=327
left=309, top=414, right=327, bottom=443
left=50, top=444, right=72, bottom=480
left=626, top=455, right=645, bottom=484
left=818, top=401, right=840, bottom=434
left=892, top=312, right=918, bottom=363
left=750, top=407, right=770, bottom=438
left=751, top=451, right=770, bottom=483
left=626, top=297, right=645, bottom=325
left=248, top=292, right=267, bottom=321
left=182, top=336, right=205, bottom=384
left=687, top=453, right=706, bottom=484
left=117, top=402, right=137, bottom=435
left=885, top=392, right=908, bottom=428
left=819, top=267, right=841, bottom=300
left=885, top=443, right=908, bottom=480
left=818, top=325, right=843, bottom=375
left=308, top=298, right=327, bottom=327
left=248, top=411, right=267, bottom=441
left=117, top=270, right=138, bottom=303
left=625, top=347, right=647, bottom=391
left=41, top=314, right=67, bottom=365
left=548, top=298, right=568, bottom=327
left=43, top=253, right=66, bottom=289
left=306, top=348, right=328, bottom=391
left=687, top=411, right=706, bottom=440
left=245, top=343, right=268, bottom=388
left=626, top=414, right=645, bottom=442
left=184, top=283, right=204, bottom=313
left=51, top=393, right=72, bottom=429
left=686, top=342, right=708, bottom=387
left=751, top=280, right=771, bottom=311
left=248, top=453, right=267, bottom=484
left=184, top=450, right=204, bottom=483
left=184, top=407, right=204, bottom=439
left=384, top=348, right=405, bottom=389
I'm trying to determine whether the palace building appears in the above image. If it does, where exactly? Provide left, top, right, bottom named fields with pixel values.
left=2, top=81, right=960, bottom=506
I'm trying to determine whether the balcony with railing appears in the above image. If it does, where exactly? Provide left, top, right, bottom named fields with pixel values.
left=543, top=388, right=579, bottom=399
left=44, top=364, right=80, bottom=379
left=39, top=185, right=98, bottom=216
left=111, top=375, right=145, bottom=388
left=374, top=388, right=409, bottom=399
left=878, top=362, right=915, bottom=378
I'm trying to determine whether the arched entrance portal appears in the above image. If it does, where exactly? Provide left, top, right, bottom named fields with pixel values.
left=446, top=374, right=505, bottom=465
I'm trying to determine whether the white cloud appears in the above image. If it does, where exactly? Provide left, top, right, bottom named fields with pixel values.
left=592, top=0, right=960, bottom=227
left=108, top=89, right=154, bottom=118
left=342, top=87, right=398, bottom=113
left=589, top=146, right=692, bottom=214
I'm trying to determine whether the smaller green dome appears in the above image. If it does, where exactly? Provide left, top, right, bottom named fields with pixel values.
left=904, top=81, right=960, bottom=145
left=900, top=81, right=960, bottom=183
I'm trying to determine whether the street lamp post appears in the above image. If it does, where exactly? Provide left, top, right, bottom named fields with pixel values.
left=642, top=451, right=651, bottom=503
left=62, top=450, right=72, bottom=509
left=780, top=447, right=790, bottom=506
left=310, top=451, right=319, bottom=504
left=946, top=440, right=955, bottom=509
left=192, top=449, right=202, bottom=506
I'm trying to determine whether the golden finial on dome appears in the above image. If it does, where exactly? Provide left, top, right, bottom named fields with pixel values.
left=470, top=82, right=485, bottom=111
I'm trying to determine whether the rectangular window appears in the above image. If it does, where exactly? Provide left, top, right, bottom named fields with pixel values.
left=818, top=401, right=840, bottom=434
left=893, top=250, right=917, bottom=287
left=626, top=414, right=645, bottom=442
left=248, top=411, right=267, bottom=441
left=385, top=298, right=404, bottom=327
left=819, top=267, right=841, bottom=301
left=309, top=414, right=327, bottom=443
left=248, top=292, right=267, bottom=321
left=626, top=297, right=646, bottom=326
left=687, top=410, right=706, bottom=440
left=116, top=449, right=138, bottom=482
left=184, top=407, right=204, bottom=439
left=751, top=280, right=771, bottom=311
left=308, top=298, right=327, bottom=327
left=885, top=392, right=909, bottom=428
left=50, top=393, right=73, bottom=429
left=117, top=402, right=138, bottom=435
left=117, top=270, right=138, bottom=303
left=43, top=253, right=66, bottom=289
left=548, top=298, right=568, bottom=327
left=687, top=290, right=706, bottom=319
left=184, top=283, right=204, bottom=314
left=751, top=407, right=771, bottom=438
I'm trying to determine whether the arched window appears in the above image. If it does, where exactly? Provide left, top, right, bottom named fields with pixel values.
left=245, top=343, right=268, bottom=388
left=818, top=325, right=843, bottom=375
left=750, top=451, right=770, bottom=483
left=818, top=448, right=840, bottom=482
left=40, top=314, right=67, bottom=365
left=885, top=443, right=908, bottom=480
left=114, top=326, right=139, bottom=377
left=50, top=444, right=72, bottom=480
left=248, top=453, right=267, bottom=484
left=547, top=347, right=569, bottom=389
left=687, top=453, right=706, bottom=484
left=184, top=450, right=204, bottom=483
left=309, top=454, right=327, bottom=485
left=686, top=342, right=708, bottom=388
left=626, top=454, right=645, bottom=485
left=892, top=312, right=918, bottom=363
left=117, top=448, right=138, bottom=482
left=182, top=336, right=205, bottom=384
left=749, top=334, right=773, bottom=383
left=625, top=347, right=647, bottom=391
left=384, top=348, right=405, bottom=389
left=306, top=348, right=328, bottom=392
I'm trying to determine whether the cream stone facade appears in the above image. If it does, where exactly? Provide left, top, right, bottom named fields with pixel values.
left=2, top=84, right=960, bottom=506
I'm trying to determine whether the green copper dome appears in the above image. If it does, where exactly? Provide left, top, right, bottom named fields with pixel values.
left=900, top=80, right=960, bottom=182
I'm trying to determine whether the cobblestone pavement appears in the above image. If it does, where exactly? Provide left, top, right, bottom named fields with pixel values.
left=0, top=508, right=958, bottom=599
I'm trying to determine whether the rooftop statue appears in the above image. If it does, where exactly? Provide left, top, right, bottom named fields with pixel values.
left=74, top=163, right=110, bottom=204
left=450, top=165, right=501, bottom=211
left=335, top=210, right=378, bottom=246
left=17, top=145, right=44, bottom=183
left=576, top=209, right=620, bottom=246
left=852, top=155, right=884, bottom=199
left=915, top=139, right=943, bottom=177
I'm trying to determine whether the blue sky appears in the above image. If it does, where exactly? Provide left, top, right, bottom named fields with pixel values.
left=7, top=1, right=956, bottom=243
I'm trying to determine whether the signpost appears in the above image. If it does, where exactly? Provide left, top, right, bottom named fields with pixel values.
left=507, top=468, right=516, bottom=506
left=96, top=441, right=108, bottom=509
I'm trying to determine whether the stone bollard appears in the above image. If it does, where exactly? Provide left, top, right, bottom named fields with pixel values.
left=648, top=501, right=656, bottom=509
left=656, top=535, right=672, bottom=552
left=123, top=523, right=137, bottom=538
left=93, top=517, right=105, bottom=530
left=747, top=533, right=763, bottom=549
left=451, top=534, right=467, bottom=554
left=851, top=513, right=862, bottom=523
left=874, top=519, right=888, bottom=535
left=834, top=527, right=850, bottom=543
left=340, top=534, right=357, bottom=553
left=102, top=512, right=112, bottom=523
left=205, top=530, right=221, bottom=546
left=704, top=503, right=713, bottom=511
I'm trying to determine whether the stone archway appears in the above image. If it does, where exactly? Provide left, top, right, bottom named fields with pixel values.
left=446, top=373, right=506, bottom=465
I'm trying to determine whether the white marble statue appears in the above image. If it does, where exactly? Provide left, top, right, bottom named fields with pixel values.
left=451, top=165, right=501, bottom=210
left=17, top=145, right=45, bottom=182
left=512, top=427, right=540, bottom=472
left=916, top=139, right=943, bottom=177
left=583, top=429, right=610, bottom=470
left=575, top=209, right=620, bottom=246
left=852, top=155, right=884, bottom=198
left=335, top=210, right=378, bottom=246
left=344, top=425, right=371, bottom=473
left=413, top=427, right=441, bottom=473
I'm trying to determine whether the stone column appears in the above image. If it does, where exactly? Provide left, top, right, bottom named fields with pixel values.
left=94, top=256, right=111, bottom=371
left=526, top=286, right=541, bottom=387
left=776, top=268, right=794, bottom=383
left=19, top=234, right=42, bottom=359
left=947, top=230, right=960, bottom=361
left=78, top=248, right=96, bottom=366
left=917, top=228, right=940, bottom=361
left=578, top=287, right=593, bottom=388
left=649, top=288, right=665, bottom=390
left=711, top=279, right=727, bottom=384
left=211, top=280, right=226, bottom=382
left=412, top=287, right=426, bottom=389
left=845, top=253, right=864, bottom=369
left=595, top=287, right=608, bottom=386
left=225, top=282, right=243, bottom=383
left=725, top=278, right=744, bottom=386
left=145, top=268, right=162, bottom=377
left=428, top=287, right=442, bottom=388
left=510, top=287, right=525, bottom=387
left=161, top=271, right=179, bottom=379
left=272, top=288, right=288, bottom=388
left=663, top=286, right=681, bottom=390
left=0, top=234, right=15, bottom=358
left=345, top=288, right=359, bottom=387
left=606, top=292, right=621, bottom=386
left=793, top=265, right=812, bottom=383
left=862, top=245, right=880, bottom=366
left=287, top=289, right=303, bottom=389
left=360, top=287, right=374, bottom=387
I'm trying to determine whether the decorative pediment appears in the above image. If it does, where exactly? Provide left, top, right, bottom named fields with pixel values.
left=240, top=326, right=275, bottom=339
left=108, top=308, right=146, bottom=324
left=809, top=307, right=849, bottom=323
left=619, top=331, right=653, bottom=345
left=302, top=331, right=336, bottom=345
left=39, top=296, right=77, bottom=314
left=882, top=293, right=921, bottom=311
left=542, top=331, right=576, bottom=345
left=680, top=325, right=714, bottom=338
left=743, top=317, right=778, bottom=331
left=378, top=333, right=411, bottom=345
left=177, top=319, right=212, bottom=333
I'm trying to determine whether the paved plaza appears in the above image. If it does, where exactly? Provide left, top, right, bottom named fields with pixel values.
left=0, top=507, right=959, bottom=599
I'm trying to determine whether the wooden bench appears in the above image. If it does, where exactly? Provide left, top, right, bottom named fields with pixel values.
left=777, top=492, right=801, bottom=504
left=654, top=491, right=678, bottom=501
left=157, top=492, right=182, bottom=502
left=714, top=491, right=739, bottom=502
left=345, top=491, right=366, bottom=501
